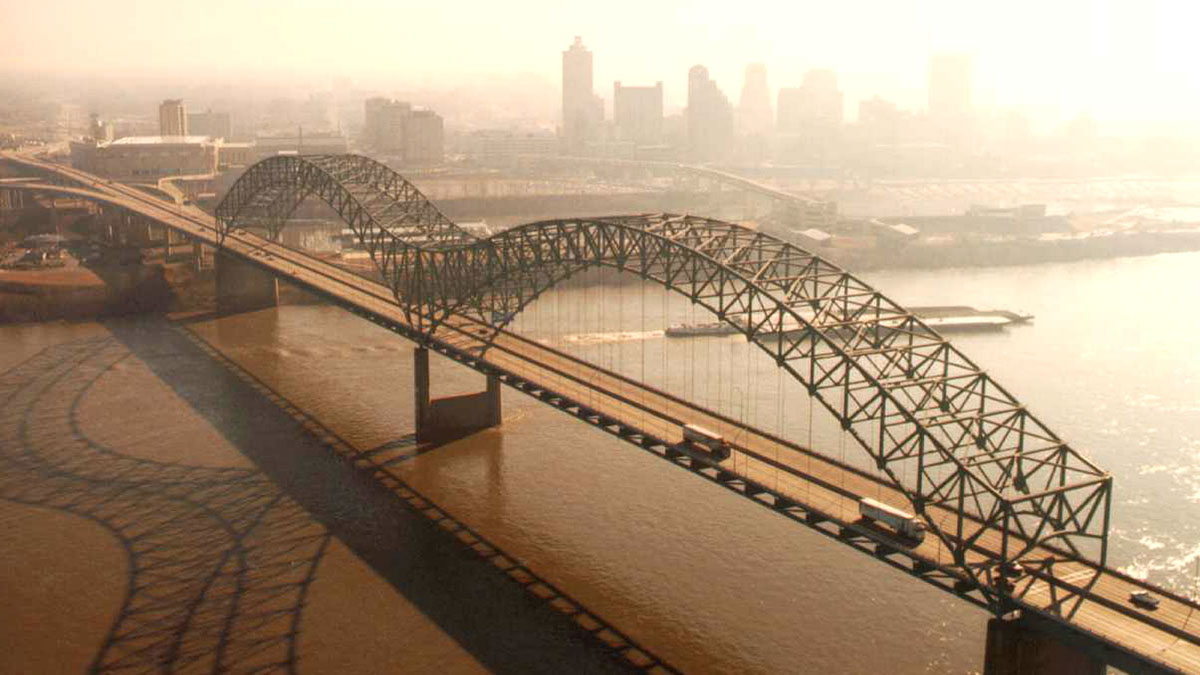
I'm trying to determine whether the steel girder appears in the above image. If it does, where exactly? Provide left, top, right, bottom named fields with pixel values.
left=215, top=155, right=1113, bottom=598
left=215, top=154, right=473, bottom=249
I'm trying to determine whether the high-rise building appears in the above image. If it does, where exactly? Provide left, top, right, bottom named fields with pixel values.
left=187, top=109, right=232, bottom=140
left=88, top=113, right=114, bottom=143
left=776, top=70, right=843, bottom=162
left=363, top=97, right=411, bottom=152
left=928, top=54, right=974, bottom=146
left=403, top=110, right=444, bottom=164
left=362, top=98, right=443, bottom=164
left=562, top=36, right=604, bottom=152
left=303, top=92, right=338, bottom=131
left=686, top=65, right=734, bottom=161
left=613, top=81, right=663, bottom=145
left=159, top=99, right=187, bottom=136
left=737, top=63, right=773, bottom=137
left=776, top=69, right=843, bottom=135
left=857, top=96, right=901, bottom=146
left=776, top=89, right=801, bottom=133
left=928, top=54, right=973, bottom=120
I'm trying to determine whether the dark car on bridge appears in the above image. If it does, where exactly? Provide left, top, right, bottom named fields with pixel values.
left=1130, top=591, right=1160, bottom=610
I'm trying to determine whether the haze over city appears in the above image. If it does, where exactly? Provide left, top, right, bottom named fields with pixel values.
left=2, top=2, right=1200, bottom=674
left=4, top=0, right=1200, bottom=131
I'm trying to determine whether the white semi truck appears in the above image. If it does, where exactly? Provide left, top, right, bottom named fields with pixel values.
left=858, top=497, right=926, bottom=542
left=681, top=423, right=731, bottom=462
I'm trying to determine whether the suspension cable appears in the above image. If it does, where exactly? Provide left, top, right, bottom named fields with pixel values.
left=641, top=278, right=646, bottom=432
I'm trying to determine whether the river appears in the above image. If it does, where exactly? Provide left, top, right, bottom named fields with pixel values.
left=1, top=251, right=1197, bottom=673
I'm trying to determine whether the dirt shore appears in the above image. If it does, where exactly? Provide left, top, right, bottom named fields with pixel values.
left=0, top=263, right=172, bottom=322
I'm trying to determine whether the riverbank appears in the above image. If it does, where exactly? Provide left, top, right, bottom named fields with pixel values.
left=3, top=223, right=1197, bottom=326
left=0, top=263, right=170, bottom=323
left=0, top=259, right=322, bottom=324
left=822, top=228, right=1200, bottom=271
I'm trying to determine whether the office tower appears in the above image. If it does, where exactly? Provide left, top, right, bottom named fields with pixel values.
left=403, top=109, right=444, bottom=164
left=928, top=53, right=975, bottom=146
left=613, top=81, right=664, bottom=145
left=562, top=36, right=604, bottom=151
left=187, top=109, right=232, bottom=140
left=738, top=63, right=773, bottom=136
left=686, top=65, right=734, bottom=160
left=776, top=69, right=843, bottom=135
left=364, top=97, right=411, bottom=152
left=362, top=97, right=442, bottom=163
left=159, top=99, right=187, bottom=136
left=88, top=113, right=114, bottom=143
left=857, top=96, right=901, bottom=146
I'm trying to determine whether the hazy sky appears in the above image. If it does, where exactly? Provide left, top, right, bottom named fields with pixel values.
left=3, top=0, right=1198, bottom=128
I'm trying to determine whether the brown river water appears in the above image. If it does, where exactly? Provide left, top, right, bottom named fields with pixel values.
left=3, top=250, right=1199, bottom=674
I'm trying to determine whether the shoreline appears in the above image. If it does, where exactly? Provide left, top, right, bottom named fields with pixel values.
left=0, top=260, right=322, bottom=324
left=3, top=232, right=1198, bottom=325
left=0, top=264, right=171, bottom=323
left=819, top=228, right=1200, bottom=272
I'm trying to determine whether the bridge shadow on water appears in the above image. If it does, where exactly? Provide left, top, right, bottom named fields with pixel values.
left=0, top=317, right=665, bottom=674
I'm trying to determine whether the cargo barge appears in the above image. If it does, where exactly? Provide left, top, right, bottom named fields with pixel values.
left=666, top=305, right=1032, bottom=337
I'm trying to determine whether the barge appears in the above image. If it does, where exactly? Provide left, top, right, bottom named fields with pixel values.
left=666, top=305, right=1032, bottom=337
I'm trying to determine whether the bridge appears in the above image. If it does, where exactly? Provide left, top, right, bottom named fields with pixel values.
left=528, top=155, right=827, bottom=205
left=2, top=149, right=1198, bottom=674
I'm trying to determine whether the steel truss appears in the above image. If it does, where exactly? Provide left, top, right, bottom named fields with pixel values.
left=217, top=154, right=1113, bottom=601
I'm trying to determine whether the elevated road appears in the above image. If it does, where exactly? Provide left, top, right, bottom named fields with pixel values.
left=546, top=155, right=829, bottom=206
left=4, top=150, right=1199, bottom=673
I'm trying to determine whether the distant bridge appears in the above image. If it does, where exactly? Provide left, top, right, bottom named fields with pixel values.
left=536, top=155, right=833, bottom=207
left=3, top=150, right=1198, bottom=674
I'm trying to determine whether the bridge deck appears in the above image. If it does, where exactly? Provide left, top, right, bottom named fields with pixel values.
left=5, top=151, right=1199, bottom=674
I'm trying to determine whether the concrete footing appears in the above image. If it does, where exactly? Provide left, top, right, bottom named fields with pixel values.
left=983, top=617, right=1105, bottom=675
left=215, top=250, right=278, bottom=315
left=414, top=347, right=502, bottom=443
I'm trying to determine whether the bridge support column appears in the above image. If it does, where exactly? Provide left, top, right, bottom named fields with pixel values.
left=414, top=347, right=502, bottom=443
left=215, top=249, right=278, bottom=315
left=983, top=616, right=1104, bottom=675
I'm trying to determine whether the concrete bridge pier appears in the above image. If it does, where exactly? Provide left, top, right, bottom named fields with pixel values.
left=414, top=347, right=502, bottom=443
left=984, top=616, right=1105, bottom=675
left=215, top=249, right=278, bottom=315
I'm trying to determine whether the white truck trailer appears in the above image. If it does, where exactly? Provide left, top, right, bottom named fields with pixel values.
left=682, top=423, right=731, bottom=462
left=858, top=497, right=926, bottom=542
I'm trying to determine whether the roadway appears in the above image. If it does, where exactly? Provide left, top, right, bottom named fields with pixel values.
left=548, top=155, right=829, bottom=207
left=4, top=150, right=1200, bottom=674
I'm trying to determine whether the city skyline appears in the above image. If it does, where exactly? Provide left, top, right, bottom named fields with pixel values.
left=2, top=0, right=1198, bottom=133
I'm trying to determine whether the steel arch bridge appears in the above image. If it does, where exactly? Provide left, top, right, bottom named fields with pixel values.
left=216, top=154, right=1111, bottom=593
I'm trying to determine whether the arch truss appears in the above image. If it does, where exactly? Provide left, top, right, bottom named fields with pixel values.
left=217, top=154, right=1113, bottom=593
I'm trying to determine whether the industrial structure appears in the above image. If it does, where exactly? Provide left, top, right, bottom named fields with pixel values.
left=68, top=135, right=220, bottom=181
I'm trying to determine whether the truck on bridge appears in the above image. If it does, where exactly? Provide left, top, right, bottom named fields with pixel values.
left=681, top=423, right=731, bottom=462
left=858, top=497, right=926, bottom=542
